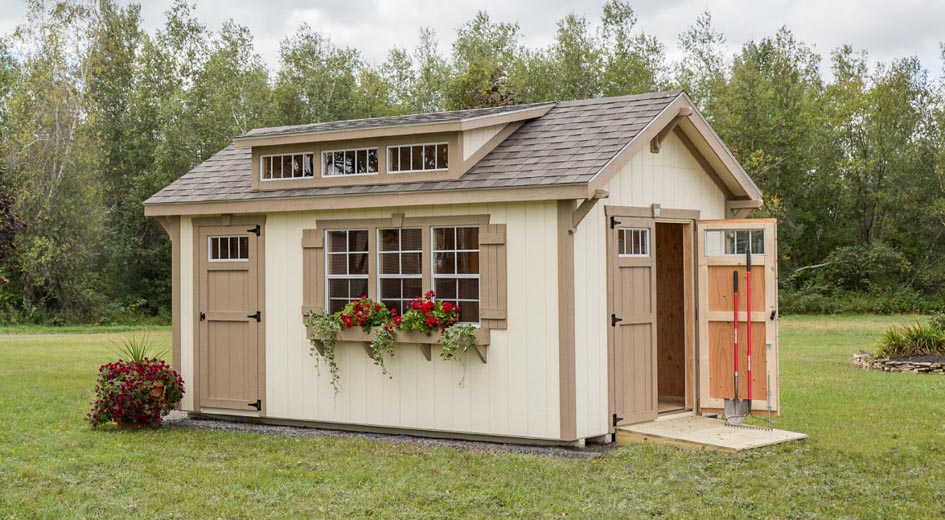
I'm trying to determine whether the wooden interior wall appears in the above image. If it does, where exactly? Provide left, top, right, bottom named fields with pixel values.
left=656, top=223, right=686, bottom=402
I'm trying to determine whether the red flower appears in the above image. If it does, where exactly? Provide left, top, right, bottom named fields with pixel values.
left=412, top=300, right=421, bottom=310
left=393, top=316, right=402, bottom=326
left=425, top=316, right=439, bottom=328
left=442, top=302, right=453, bottom=313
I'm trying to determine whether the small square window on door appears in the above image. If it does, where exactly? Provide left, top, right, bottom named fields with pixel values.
left=208, top=235, right=250, bottom=262
left=617, top=228, right=650, bottom=257
left=704, top=229, right=765, bottom=256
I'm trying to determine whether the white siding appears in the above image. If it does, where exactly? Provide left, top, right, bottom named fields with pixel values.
left=264, top=201, right=562, bottom=440
left=572, top=131, right=727, bottom=438
left=462, top=124, right=506, bottom=160
left=180, top=216, right=195, bottom=411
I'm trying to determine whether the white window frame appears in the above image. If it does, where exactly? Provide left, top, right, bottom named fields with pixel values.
left=325, top=229, right=370, bottom=313
left=704, top=229, right=766, bottom=256
left=321, top=147, right=379, bottom=177
left=376, top=228, right=423, bottom=312
left=431, top=226, right=480, bottom=325
left=387, top=142, right=449, bottom=174
left=617, top=228, right=650, bottom=257
left=259, top=153, right=314, bottom=181
left=208, top=235, right=249, bottom=262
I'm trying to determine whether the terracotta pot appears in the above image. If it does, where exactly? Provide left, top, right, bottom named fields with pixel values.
left=150, top=381, right=165, bottom=399
left=114, top=418, right=150, bottom=429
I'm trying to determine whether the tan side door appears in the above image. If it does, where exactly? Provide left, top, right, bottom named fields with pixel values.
left=609, top=216, right=658, bottom=425
left=697, top=219, right=779, bottom=414
left=197, top=225, right=262, bottom=412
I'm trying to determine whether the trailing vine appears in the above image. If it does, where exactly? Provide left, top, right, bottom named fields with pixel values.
left=439, top=324, right=478, bottom=362
left=304, top=311, right=342, bottom=392
left=370, top=326, right=396, bottom=376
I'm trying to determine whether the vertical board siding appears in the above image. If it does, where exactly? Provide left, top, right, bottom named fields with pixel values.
left=180, top=217, right=195, bottom=411
left=462, top=125, right=506, bottom=160
left=572, top=131, right=728, bottom=438
left=263, top=201, right=560, bottom=440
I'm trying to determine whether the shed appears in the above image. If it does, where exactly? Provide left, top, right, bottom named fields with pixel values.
left=145, top=91, right=781, bottom=444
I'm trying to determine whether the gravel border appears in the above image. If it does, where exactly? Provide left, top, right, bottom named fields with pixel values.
left=163, top=411, right=611, bottom=459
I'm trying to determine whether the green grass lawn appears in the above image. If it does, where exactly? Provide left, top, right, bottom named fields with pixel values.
left=1, top=315, right=943, bottom=518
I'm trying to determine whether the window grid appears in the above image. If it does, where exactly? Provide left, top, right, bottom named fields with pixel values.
left=377, top=228, right=423, bottom=313
left=617, top=228, right=649, bottom=257
left=325, top=229, right=370, bottom=314
left=208, top=235, right=249, bottom=262
left=322, top=147, right=379, bottom=177
left=260, top=153, right=314, bottom=180
left=387, top=143, right=448, bottom=173
left=705, top=229, right=765, bottom=256
left=432, top=226, right=480, bottom=324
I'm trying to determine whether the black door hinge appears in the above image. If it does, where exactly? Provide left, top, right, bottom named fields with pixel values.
left=247, top=224, right=260, bottom=236
left=199, top=311, right=206, bottom=321
left=611, top=313, right=623, bottom=327
left=248, top=399, right=261, bottom=411
left=610, top=216, right=621, bottom=229
left=247, top=311, right=261, bottom=322
left=613, top=413, right=624, bottom=427
left=770, top=310, right=778, bottom=321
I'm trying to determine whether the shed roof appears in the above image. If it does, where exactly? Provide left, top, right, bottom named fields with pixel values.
left=145, top=91, right=760, bottom=209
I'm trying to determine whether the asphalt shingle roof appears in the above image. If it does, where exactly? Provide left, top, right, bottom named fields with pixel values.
left=145, top=91, right=681, bottom=205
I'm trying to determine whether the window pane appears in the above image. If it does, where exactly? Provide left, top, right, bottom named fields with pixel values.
left=400, top=147, right=411, bottom=171
left=356, top=149, right=367, bottom=174
left=617, top=229, right=626, bottom=255
left=329, top=279, right=349, bottom=298
left=349, top=253, right=368, bottom=275
left=380, top=229, right=399, bottom=251
left=290, top=155, right=301, bottom=177
left=303, top=154, right=313, bottom=176
left=456, top=227, right=479, bottom=250
left=388, top=148, right=399, bottom=172
left=349, top=279, right=368, bottom=299
left=403, top=278, right=423, bottom=299
left=401, top=252, right=421, bottom=274
left=380, top=252, right=399, bottom=274
left=434, top=278, right=457, bottom=299
left=262, top=157, right=273, bottom=179
left=329, top=300, right=347, bottom=314
left=424, top=144, right=437, bottom=170
left=329, top=254, right=348, bottom=275
left=401, top=228, right=421, bottom=250
left=239, top=236, right=249, bottom=258
left=434, top=252, right=455, bottom=274
left=209, top=238, right=218, bottom=259
left=436, top=144, right=448, bottom=169
left=367, top=149, right=378, bottom=172
left=348, top=230, right=368, bottom=252
left=380, top=278, right=401, bottom=299
left=434, top=228, right=455, bottom=250
left=411, top=145, right=423, bottom=171
left=751, top=230, right=765, bottom=254
left=456, top=252, right=478, bottom=274
left=329, top=231, right=347, bottom=252
left=458, top=278, right=478, bottom=299
left=459, top=302, right=479, bottom=323
left=281, top=156, right=292, bottom=179
left=227, top=237, right=238, bottom=259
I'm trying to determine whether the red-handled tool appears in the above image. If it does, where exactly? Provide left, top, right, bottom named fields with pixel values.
left=746, top=249, right=753, bottom=408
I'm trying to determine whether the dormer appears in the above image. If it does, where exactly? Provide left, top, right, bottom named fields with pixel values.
left=233, top=103, right=555, bottom=191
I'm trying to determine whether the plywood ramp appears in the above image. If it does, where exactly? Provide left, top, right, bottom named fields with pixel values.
left=616, top=416, right=806, bottom=452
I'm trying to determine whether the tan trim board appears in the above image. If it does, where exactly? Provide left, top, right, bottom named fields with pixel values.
left=650, top=107, right=693, bottom=153
left=571, top=189, right=608, bottom=230
left=673, top=127, right=735, bottom=199
left=460, top=122, right=521, bottom=174
left=157, top=216, right=182, bottom=373
left=605, top=205, right=701, bottom=221
left=144, top=184, right=589, bottom=217
left=232, top=105, right=552, bottom=148
left=557, top=200, right=577, bottom=441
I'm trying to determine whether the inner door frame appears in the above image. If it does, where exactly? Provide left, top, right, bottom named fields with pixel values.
left=192, top=215, right=267, bottom=416
left=606, top=205, right=699, bottom=433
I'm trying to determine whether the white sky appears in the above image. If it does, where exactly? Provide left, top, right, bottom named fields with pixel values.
left=0, top=0, right=942, bottom=80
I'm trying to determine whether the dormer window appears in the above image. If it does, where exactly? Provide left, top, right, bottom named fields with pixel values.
left=261, top=153, right=314, bottom=180
left=322, top=147, right=379, bottom=176
left=388, top=143, right=448, bottom=173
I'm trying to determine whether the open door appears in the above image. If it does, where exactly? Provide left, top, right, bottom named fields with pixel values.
left=697, top=219, right=779, bottom=415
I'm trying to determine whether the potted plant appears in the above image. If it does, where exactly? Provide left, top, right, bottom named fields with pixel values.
left=87, top=335, right=185, bottom=429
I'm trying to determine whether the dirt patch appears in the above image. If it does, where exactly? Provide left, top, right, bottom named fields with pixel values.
left=163, top=411, right=612, bottom=459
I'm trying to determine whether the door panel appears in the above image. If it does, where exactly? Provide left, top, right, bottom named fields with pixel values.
left=198, top=225, right=261, bottom=411
left=610, top=217, right=658, bottom=425
left=697, top=219, right=779, bottom=414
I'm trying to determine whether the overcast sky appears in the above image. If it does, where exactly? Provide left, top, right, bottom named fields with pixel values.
left=1, top=0, right=943, bottom=79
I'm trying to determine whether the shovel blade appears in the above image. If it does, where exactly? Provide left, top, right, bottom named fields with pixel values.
left=724, top=398, right=751, bottom=425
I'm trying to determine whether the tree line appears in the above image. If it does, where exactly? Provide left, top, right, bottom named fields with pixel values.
left=1, top=0, right=944, bottom=323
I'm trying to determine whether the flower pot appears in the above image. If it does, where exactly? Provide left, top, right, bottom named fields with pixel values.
left=150, top=381, right=165, bottom=399
left=114, top=418, right=151, bottom=429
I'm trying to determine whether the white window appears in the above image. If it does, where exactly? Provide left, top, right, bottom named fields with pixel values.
left=208, top=236, right=249, bottom=262
left=326, top=230, right=369, bottom=314
left=617, top=228, right=649, bottom=257
left=388, top=143, right=448, bottom=173
left=377, top=228, right=423, bottom=313
left=705, top=229, right=765, bottom=256
left=432, top=226, right=479, bottom=323
left=260, top=153, right=314, bottom=180
left=322, top=148, right=379, bottom=176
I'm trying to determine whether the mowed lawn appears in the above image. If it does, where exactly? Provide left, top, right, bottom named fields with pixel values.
left=1, top=316, right=944, bottom=518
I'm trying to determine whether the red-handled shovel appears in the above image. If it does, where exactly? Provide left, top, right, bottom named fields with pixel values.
left=724, top=271, right=749, bottom=425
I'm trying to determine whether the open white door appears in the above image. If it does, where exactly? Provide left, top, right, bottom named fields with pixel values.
left=697, top=219, right=779, bottom=415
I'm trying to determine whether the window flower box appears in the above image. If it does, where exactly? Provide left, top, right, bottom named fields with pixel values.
left=333, top=327, right=489, bottom=363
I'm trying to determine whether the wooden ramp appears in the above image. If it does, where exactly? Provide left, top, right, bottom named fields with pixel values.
left=616, top=415, right=807, bottom=452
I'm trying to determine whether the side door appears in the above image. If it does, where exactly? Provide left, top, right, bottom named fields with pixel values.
left=197, top=224, right=263, bottom=412
left=608, top=216, right=658, bottom=425
left=696, top=219, right=779, bottom=414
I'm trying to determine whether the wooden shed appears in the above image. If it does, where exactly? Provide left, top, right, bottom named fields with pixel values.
left=145, top=91, right=780, bottom=444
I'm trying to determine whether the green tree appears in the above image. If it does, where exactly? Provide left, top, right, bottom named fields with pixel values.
left=599, top=0, right=666, bottom=96
left=446, top=12, right=522, bottom=109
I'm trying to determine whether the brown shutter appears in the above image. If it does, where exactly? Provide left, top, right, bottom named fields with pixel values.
left=479, top=223, right=507, bottom=328
left=301, top=229, right=325, bottom=316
